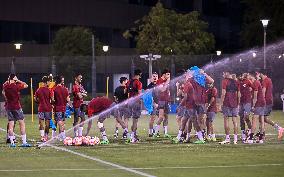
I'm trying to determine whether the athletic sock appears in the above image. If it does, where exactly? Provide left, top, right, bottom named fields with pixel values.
left=78, top=127, right=83, bottom=137
left=234, top=134, right=238, bottom=142
left=74, top=129, right=78, bottom=137
left=249, top=133, right=254, bottom=140
left=186, top=133, right=191, bottom=140
left=197, top=131, right=204, bottom=141
left=212, top=134, right=216, bottom=139
left=123, top=128, right=128, bottom=133
left=164, top=126, right=168, bottom=134
left=61, top=131, right=66, bottom=140
left=22, top=134, right=27, bottom=144
left=40, top=130, right=44, bottom=137
left=9, top=136, right=14, bottom=144
left=149, top=129, right=153, bottom=134
left=177, top=130, right=182, bottom=139
left=101, top=131, right=107, bottom=139
left=154, top=124, right=160, bottom=134
left=225, top=135, right=230, bottom=141
left=52, top=129, right=56, bottom=138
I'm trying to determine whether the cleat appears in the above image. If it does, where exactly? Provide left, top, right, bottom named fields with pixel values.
left=258, top=140, right=264, bottom=144
left=148, top=134, right=153, bottom=138
left=183, top=138, right=191, bottom=143
left=125, top=138, right=131, bottom=144
left=219, top=140, right=230, bottom=145
left=113, top=133, right=118, bottom=139
left=193, top=140, right=205, bottom=144
left=278, top=128, right=284, bottom=141
left=100, top=139, right=109, bottom=145
left=10, top=144, right=16, bottom=148
left=6, top=139, right=11, bottom=144
left=233, top=141, right=238, bottom=145
left=211, top=137, right=217, bottom=142
left=244, top=139, right=253, bottom=144
left=41, top=137, right=46, bottom=142
left=206, top=136, right=212, bottom=142
left=122, top=132, right=128, bottom=139
left=172, top=137, right=180, bottom=144
left=164, top=134, right=171, bottom=138
left=20, top=143, right=31, bottom=147
left=131, top=138, right=139, bottom=143
left=154, top=133, right=160, bottom=138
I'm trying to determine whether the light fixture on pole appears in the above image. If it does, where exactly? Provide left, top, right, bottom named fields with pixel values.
left=261, top=19, right=269, bottom=70
left=216, top=50, right=222, bottom=56
left=11, top=43, right=23, bottom=74
left=102, top=45, right=109, bottom=74
left=252, top=52, right=256, bottom=58
left=140, top=53, right=161, bottom=79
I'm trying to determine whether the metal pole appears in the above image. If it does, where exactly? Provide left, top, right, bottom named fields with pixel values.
left=149, top=56, right=153, bottom=79
left=11, top=56, right=16, bottom=74
left=51, top=56, right=56, bottom=76
left=92, top=34, right=97, bottom=97
left=264, top=27, right=267, bottom=70
left=131, top=58, right=135, bottom=78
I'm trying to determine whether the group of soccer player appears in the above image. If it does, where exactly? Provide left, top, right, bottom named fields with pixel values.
left=2, top=67, right=284, bottom=147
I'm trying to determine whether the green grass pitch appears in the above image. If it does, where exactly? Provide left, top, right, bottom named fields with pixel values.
left=0, top=111, right=284, bottom=177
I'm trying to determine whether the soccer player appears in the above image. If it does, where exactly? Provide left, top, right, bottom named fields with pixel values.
left=246, top=74, right=265, bottom=143
left=176, top=70, right=186, bottom=135
left=219, top=72, right=240, bottom=144
left=205, top=82, right=218, bottom=142
left=72, top=74, right=87, bottom=137
left=88, top=96, right=130, bottom=144
left=3, top=74, right=30, bottom=147
left=190, top=69, right=214, bottom=138
left=34, top=76, right=53, bottom=142
left=147, top=72, right=159, bottom=137
left=259, top=72, right=284, bottom=140
left=113, top=76, right=130, bottom=139
left=174, top=71, right=204, bottom=143
left=53, top=76, right=70, bottom=140
left=126, top=69, right=143, bottom=143
left=239, top=73, right=253, bottom=142
left=153, top=69, right=171, bottom=138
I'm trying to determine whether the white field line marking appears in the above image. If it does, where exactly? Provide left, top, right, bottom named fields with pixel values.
left=45, top=144, right=156, bottom=177
left=0, top=163, right=281, bottom=172
left=0, top=127, right=155, bottom=177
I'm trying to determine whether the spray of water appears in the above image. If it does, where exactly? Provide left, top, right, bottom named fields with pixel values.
left=40, top=39, right=284, bottom=147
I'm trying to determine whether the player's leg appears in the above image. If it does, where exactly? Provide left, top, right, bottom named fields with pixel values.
left=17, top=109, right=30, bottom=147
left=149, top=112, right=156, bottom=137
left=85, top=117, right=93, bottom=136
left=239, top=104, right=246, bottom=142
left=185, top=118, right=193, bottom=142
left=38, top=112, right=46, bottom=141
left=73, top=108, right=80, bottom=137
left=163, top=110, right=170, bottom=138
left=232, top=108, right=238, bottom=144
left=45, top=112, right=52, bottom=140
left=192, top=112, right=205, bottom=144
left=55, top=112, right=66, bottom=140
left=97, top=113, right=109, bottom=144
left=78, top=111, right=86, bottom=137
left=259, top=115, right=265, bottom=143
left=244, top=103, right=252, bottom=133
left=154, top=101, right=166, bottom=137
left=113, top=119, right=120, bottom=138
left=264, top=104, right=284, bottom=140
left=7, top=110, right=16, bottom=147
left=130, top=102, right=141, bottom=143
left=207, top=112, right=216, bottom=141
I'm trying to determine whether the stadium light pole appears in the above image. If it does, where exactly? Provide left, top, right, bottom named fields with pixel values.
left=11, top=43, right=22, bottom=74
left=103, top=45, right=109, bottom=75
left=140, top=53, right=161, bottom=80
left=261, top=19, right=269, bottom=70
left=92, top=34, right=96, bottom=97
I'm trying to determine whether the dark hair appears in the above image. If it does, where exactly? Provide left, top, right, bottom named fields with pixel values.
left=42, top=76, right=49, bottom=83
left=55, top=75, right=64, bottom=85
left=177, top=69, right=186, bottom=76
left=162, top=68, right=170, bottom=75
left=75, top=73, right=82, bottom=78
left=134, top=69, right=142, bottom=76
left=8, top=73, right=16, bottom=80
left=152, top=72, right=158, bottom=75
left=119, top=77, right=128, bottom=84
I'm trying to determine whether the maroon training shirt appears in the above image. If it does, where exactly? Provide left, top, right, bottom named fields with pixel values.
left=3, top=82, right=25, bottom=110
left=222, top=79, right=240, bottom=108
left=240, top=79, right=253, bottom=104
left=206, top=87, right=218, bottom=112
left=253, top=80, right=265, bottom=107
left=35, top=86, right=53, bottom=112
left=262, top=77, right=273, bottom=105
left=54, top=85, right=69, bottom=112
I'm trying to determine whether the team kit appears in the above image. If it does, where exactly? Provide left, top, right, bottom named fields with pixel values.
left=2, top=68, right=284, bottom=147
